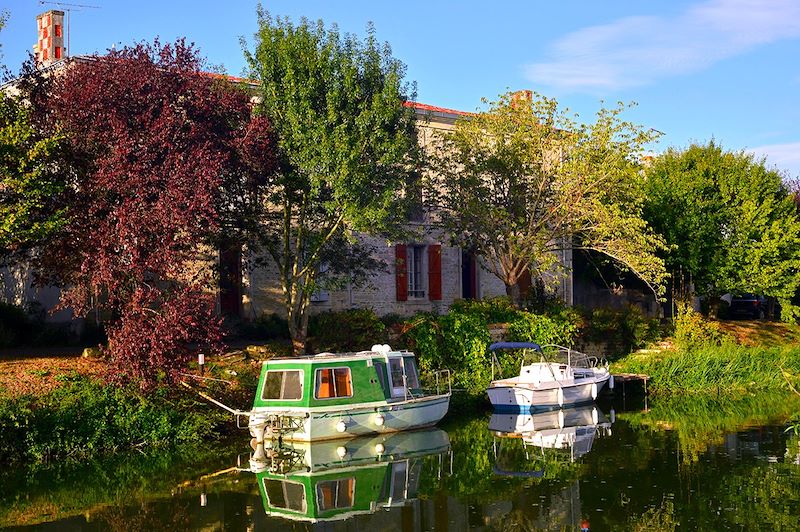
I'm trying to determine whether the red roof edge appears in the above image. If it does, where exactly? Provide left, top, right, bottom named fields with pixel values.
left=404, top=101, right=471, bottom=116
left=200, top=73, right=468, bottom=116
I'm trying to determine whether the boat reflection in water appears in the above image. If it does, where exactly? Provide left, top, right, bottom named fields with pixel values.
left=245, top=428, right=450, bottom=523
left=490, top=405, right=614, bottom=467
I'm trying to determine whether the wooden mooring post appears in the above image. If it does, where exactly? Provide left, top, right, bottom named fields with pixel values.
left=613, top=373, right=650, bottom=410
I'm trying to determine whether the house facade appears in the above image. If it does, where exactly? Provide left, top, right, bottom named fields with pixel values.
left=240, top=103, right=511, bottom=319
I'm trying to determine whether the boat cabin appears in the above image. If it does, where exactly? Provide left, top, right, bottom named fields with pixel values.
left=253, top=347, right=423, bottom=410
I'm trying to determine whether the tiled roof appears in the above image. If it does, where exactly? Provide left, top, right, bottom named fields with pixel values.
left=404, top=101, right=471, bottom=116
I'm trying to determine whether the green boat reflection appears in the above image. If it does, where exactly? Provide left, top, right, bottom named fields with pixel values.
left=245, top=428, right=450, bottom=523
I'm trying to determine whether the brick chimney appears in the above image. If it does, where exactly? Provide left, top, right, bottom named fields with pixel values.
left=33, top=10, right=66, bottom=67
left=511, top=90, right=533, bottom=108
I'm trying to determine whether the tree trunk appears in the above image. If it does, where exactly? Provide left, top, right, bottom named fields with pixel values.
left=286, top=282, right=309, bottom=356
left=505, top=282, right=522, bottom=309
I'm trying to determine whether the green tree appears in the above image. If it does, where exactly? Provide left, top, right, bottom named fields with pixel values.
left=244, top=11, right=420, bottom=354
left=429, top=91, right=666, bottom=306
left=642, top=141, right=800, bottom=319
left=0, top=83, right=68, bottom=261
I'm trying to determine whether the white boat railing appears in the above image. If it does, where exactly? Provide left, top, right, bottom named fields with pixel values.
left=539, top=344, right=606, bottom=369
left=433, top=369, right=452, bottom=396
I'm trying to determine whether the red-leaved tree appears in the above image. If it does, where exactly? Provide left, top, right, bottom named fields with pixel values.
left=35, top=40, right=275, bottom=387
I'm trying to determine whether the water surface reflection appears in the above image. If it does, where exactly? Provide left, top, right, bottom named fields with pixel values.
left=2, top=393, right=800, bottom=530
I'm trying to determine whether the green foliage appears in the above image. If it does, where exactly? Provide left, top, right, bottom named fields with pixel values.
left=0, top=91, right=69, bottom=256
left=673, top=304, right=729, bottom=350
left=244, top=11, right=420, bottom=352
left=402, top=301, right=580, bottom=394
left=308, top=308, right=387, bottom=352
left=643, top=141, right=800, bottom=319
left=429, top=91, right=666, bottom=305
left=582, top=305, right=662, bottom=356
left=612, top=343, right=800, bottom=395
left=506, top=308, right=580, bottom=346
left=448, top=296, right=519, bottom=324
left=237, top=312, right=289, bottom=340
left=0, top=377, right=228, bottom=464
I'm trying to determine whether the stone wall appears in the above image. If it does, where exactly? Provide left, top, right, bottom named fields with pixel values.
left=243, top=231, right=509, bottom=319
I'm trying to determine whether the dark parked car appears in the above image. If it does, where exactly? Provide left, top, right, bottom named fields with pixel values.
left=729, top=294, right=767, bottom=320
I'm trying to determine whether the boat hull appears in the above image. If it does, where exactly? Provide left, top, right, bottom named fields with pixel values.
left=249, top=394, right=451, bottom=442
left=487, top=374, right=610, bottom=412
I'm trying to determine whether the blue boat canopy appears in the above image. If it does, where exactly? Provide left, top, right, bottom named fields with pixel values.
left=489, top=342, right=542, bottom=352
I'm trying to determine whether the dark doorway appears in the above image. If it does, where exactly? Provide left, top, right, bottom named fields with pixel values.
left=219, top=244, right=242, bottom=317
left=461, top=251, right=477, bottom=299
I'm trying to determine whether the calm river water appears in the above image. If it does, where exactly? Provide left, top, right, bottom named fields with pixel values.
left=2, top=393, right=800, bottom=531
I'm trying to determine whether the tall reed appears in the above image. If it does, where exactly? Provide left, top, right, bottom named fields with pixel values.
left=612, top=343, right=800, bottom=395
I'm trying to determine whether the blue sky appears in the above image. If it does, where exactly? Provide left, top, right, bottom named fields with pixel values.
left=3, top=0, right=799, bottom=178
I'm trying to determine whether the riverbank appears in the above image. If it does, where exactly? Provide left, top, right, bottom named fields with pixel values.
left=611, top=342, right=800, bottom=396
left=0, top=346, right=279, bottom=465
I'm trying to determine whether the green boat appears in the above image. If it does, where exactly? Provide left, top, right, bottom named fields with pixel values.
left=246, top=345, right=451, bottom=443
left=249, top=428, right=451, bottom=523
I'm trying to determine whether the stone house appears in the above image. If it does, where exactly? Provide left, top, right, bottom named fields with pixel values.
left=239, top=103, right=511, bottom=320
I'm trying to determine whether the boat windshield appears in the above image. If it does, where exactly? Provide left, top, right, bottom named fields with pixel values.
left=262, top=370, right=304, bottom=401
left=537, top=346, right=593, bottom=369
left=404, top=357, right=420, bottom=389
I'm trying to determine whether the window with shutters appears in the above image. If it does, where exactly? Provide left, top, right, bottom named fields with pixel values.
left=407, top=245, right=426, bottom=298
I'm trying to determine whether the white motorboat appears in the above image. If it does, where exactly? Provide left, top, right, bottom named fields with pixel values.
left=486, top=342, right=613, bottom=411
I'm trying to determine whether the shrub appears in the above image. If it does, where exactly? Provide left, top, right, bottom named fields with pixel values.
left=0, top=377, right=228, bottom=464
left=448, top=297, right=519, bottom=324
left=237, top=313, right=289, bottom=340
left=582, top=305, right=661, bottom=356
left=308, top=308, right=387, bottom=352
left=0, top=302, right=30, bottom=347
left=401, top=301, right=581, bottom=395
left=673, top=304, right=729, bottom=350
left=506, top=310, right=580, bottom=346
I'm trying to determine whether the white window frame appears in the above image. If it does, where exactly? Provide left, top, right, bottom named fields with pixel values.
left=407, top=245, right=426, bottom=298
left=314, top=366, right=354, bottom=400
left=261, top=369, right=304, bottom=401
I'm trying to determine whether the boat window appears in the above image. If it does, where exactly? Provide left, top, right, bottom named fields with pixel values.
left=315, top=367, right=353, bottom=399
left=262, top=370, right=303, bottom=401
left=388, top=358, right=407, bottom=398
left=375, top=363, right=389, bottom=394
left=404, top=357, right=420, bottom=389
left=316, top=477, right=355, bottom=511
left=263, top=479, right=307, bottom=513
left=389, top=358, right=405, bottom=388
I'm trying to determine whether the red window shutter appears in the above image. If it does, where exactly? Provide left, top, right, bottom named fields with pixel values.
left=395, top=244, right=408, bottom=301
left=428, top=244, right=442, bottom=301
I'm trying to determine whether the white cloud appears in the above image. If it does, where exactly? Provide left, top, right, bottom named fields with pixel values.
left=526, top=0, right=800, bottom=92
left=748, top=141, right=800, bottom=178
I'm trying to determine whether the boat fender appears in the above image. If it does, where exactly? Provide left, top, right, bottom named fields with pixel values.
left=608, top=375, right=615, bottom=390
left=336, top=446, right=348, bottom=459
left=591, top=407, right=599, bottom=425
left=591, top=382, right=598, bottom=400
left=336, top=420, right=347, bottom=433
left=558, top=409, right=565, bottom=429
left=374, top=414, right=385, bottom=426
left=375, top=443, right=385, bottom=455
left=557, top=388, right=564, bottom=407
